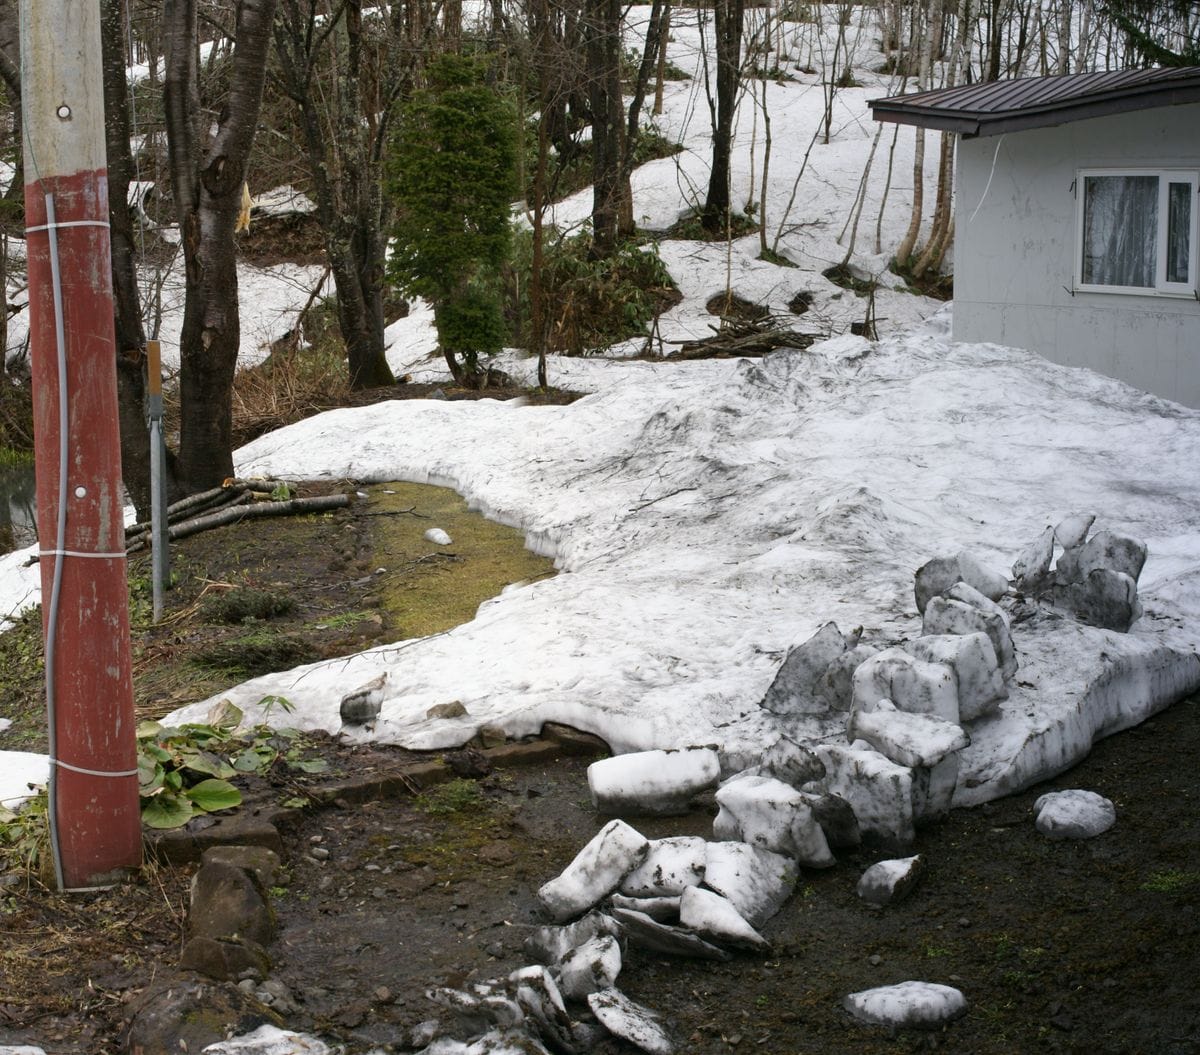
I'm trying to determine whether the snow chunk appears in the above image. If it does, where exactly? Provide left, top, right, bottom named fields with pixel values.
left=609, top=893, right=679, bottom=921
left=761, top=622, right=853, bottom=715
left=202, top=1025, right=332, bottom=1053
left=1033, top=789, right=1116, bottom=840
left=588, top=988, right=673, bottom=1055
left=679, top=885, right=769, bottom=952
left=611, top=906, right=731, bottom=961
left=923, top=584, right=1017, bottom=681
left=1074, top=529, right=1147, bottom=584
left=814, top=743, right=914, bottom=846
left=907, top=632, right=1006, bottom=721
left=0, top=718, right=10, bottom=734
left=619, top=836, right=706, bottom=897
left=588, top=748, right=719, bottom=816
left=848, top=700, right=969, bottom=769
left=713, top=775, right=835, bottom=867
left=0, top=751, right=50, bottom=809
left=425, top=528, right=453, bottom=546
left=915, top=552, right=1007, bottom=614
left=723, top=734, right=826, bottom=786
left=524, top=911, right=621, bottom=964
left=1054, top=513, right=1095, bottom=550
left=856, top=855, right=925, bottom=906
left=843, top=981, right=967, bottom=1029
left=1011, top=526, right=1055, bottom=591
left=537, top=820, right=649, bottom=922
left=702, top=842, right=797, bottom=928
left=851, top=648, right=960, bottom=723
left=556, top=935, right=622, bottom=999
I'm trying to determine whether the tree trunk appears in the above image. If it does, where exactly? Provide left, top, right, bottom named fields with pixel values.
left=164, top=0, right=277, bottom=493
left=702, top=0, right=744, bottom=232
left=585, top=0, right=624, bottom=257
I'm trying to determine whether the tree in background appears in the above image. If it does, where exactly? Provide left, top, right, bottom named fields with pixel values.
left=163, top=0, right=277, bottom=491
left=387, top=54, right=516, bottom=387
left=1103, top=0, right=1200, bottom=64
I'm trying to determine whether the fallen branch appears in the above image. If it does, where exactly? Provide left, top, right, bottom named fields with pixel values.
left=167, top=493, right=351, bottom=542
left=669, top=327, right=818, bottom=359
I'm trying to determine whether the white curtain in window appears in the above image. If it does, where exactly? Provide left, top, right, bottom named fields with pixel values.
left=1167, top=181, right=1192, bottom=285
left=1083, top=175, right=1158, bottom=287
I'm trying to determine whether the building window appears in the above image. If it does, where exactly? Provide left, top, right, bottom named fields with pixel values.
left=1077, top=169, right=1198, bottom=295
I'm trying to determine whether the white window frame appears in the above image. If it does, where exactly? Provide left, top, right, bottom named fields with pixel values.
left=1075, top=168, right=1199, bottom=297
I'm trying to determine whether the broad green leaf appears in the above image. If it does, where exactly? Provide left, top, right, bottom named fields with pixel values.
left=231, top=748, right=264, bottom=773
left=138, top=757, right=164, bottom=794
left=136, top=720, right=163, bottom=740
left=184, top=779, right=242, bottom=813
left=141, top=792, right=194, bottom=829
left=164, top=769, right=183, bottom=791
left=207, top=699, right=244, bottom=731
left=182, top=749, right=236, bottom=781
left=143, top=743, right=172, bottom=763
left=288, top=758, right=328, bottom=774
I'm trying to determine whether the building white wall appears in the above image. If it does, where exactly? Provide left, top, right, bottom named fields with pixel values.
left=953, top=105, right=1200, bottom=407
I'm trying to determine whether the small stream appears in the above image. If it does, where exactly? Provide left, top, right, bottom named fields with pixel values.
left=0, top=461, right=36, bottom=556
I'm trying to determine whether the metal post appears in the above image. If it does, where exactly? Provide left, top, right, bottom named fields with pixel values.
left=20, top=0, right=142, bottom=889
left=147, top=339, right=168, bottom=620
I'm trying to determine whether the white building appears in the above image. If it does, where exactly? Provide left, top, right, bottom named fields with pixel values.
left=872, top=67, right=1200, bottom=407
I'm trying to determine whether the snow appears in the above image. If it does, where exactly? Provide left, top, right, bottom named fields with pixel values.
left=0, top=751, right=50, bottom=810
left=1033, top=789, right=1117, bottom=840
left=588, top=749, right=720, bottom=816
left=843, top=980, right=968, bottom=1029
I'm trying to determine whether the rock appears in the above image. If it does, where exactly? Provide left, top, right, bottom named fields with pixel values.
left=189, top=861, right=276, bottom=947
left=1033, top=789, right=1116, bottom=839
left=848, top=700, right=970, bottom=769
left=679, top=886, right=770, bottom=952
left=556, top=935, right=622, bottom=999
left=339, top=672, right=387, bottom=725
left=609, top=893, right=680, bottom=922
left=923, top=583, right=1017, bottom=681
left=425, top=527, right=453, bottom=546
left=619, top=836, right=707, bottom=897
left=799, top=791, right=861, bottom=850
left=477, top=723, right=508, bottom=748
left=915, top=552, right=1007, bottom=614
left=125, top=977, right=281, bottom=1055
left=537, top=821, right=649, bottom=922
left=427, top=701, right=469, bottom=720
left=524, top=911, right=622, bottom=964
left=198, top=1024, right=332, bottom=1053
left=588, top=988, right=674, bottom=1055
left=702, top=842, right=797, bottom=929
left=851, top=647, right=960, bottom=723
left=856, top=855, right=925, bottom=906
left=1074, top=529, right=1147, bottom=584
left=179, top=935, right=270, bottom=982
left=1048, top=568, right=1142, bottom=632
left=611, top=906, right=732, bottom=961
left=843, top=981, right=967, bottom=1029
left=907, top=632, right=1007, bottom=721
left=815, top=644, right=879, bottom=711
left=200, top=846, right=282, bottom=890
left=1011, top=527, right=1056, bottom=592
left=1053, top=512, right=1094, bottom=551
left=713, top=775, right=835, bottom=867
left=588, top=747, right=720, bottom=816
left=761, top=622, right=852, bottom=715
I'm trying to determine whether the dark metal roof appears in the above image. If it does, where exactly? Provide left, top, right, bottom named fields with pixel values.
left=870, top=66, right=1200, bottom=137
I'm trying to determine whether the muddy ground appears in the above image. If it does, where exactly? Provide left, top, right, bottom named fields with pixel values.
left=0, top=442, right=1197, bottom=1054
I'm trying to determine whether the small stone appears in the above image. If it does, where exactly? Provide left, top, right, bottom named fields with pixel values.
left=485, top=942, right=505, bottom=959
left=868, top=954, right=883, bottom=966
left=309, top=846, right=330, bottom=861
left=373, top=986, right=392, bottom=1003
left=427, top=700, right=469, bottom=720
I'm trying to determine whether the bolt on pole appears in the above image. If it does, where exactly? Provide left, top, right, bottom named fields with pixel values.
left=20, top=0, right=142, bottom=889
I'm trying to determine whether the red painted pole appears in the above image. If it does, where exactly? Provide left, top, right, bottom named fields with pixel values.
left=21, top=0, right=141, bottom=888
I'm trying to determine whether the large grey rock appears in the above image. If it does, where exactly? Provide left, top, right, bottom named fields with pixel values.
left=856, top=855, right=925, bottom=906
left=679, top=886, right=770, bottom=952
left=537, top=821, right=649, bottom=922
left=619, top=836, right=706, bottom=897
left=1033, top=789, right=1116, bottom=840
left=610, top=907, right=732, bottom=961
left=907, top=633, right=1006, bottom=721
left=843, top=981, right=967, bottom=1029
left=179, top=935, right=270, bottom=982
left=588, top=748, right=720, bottom=816
left=200, top=845, right=281, bottom=890
left=761, top=622, right=854, bottom=715
left=702, top=842, right=798, bottom=928
left=189, top=861, right=276, bottom=947
left=713, top=775, right=835, bottom=867
left=125, top=977, right=281, bottom=1055
left=588, top=988, right=674, bottom=1055
left=851, top=647, right=960, bottom=723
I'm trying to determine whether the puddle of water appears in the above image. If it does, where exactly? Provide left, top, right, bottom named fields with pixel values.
left=0, top=461, right=36, bottom=555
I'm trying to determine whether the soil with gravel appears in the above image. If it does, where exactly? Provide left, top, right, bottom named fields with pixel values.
left=0, top=383, right=1196, bottom=1054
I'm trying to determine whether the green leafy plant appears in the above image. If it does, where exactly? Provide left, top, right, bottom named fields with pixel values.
left=416, top=778, right=485, bottom=816
left=0, top=789, right=52, bottom=883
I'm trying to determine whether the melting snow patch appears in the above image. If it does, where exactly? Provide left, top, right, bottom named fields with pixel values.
left=201, top=1025, right=332, bottom=1053
left=0, top=751, right=50, bottom=809
left=619, top=836, right=707, bottom=897
left=588, top=988, right=673, bottom=1055
left=1033, top=789, right=1117, bottom=840
left=678, top=885, right=770, bottom=952
left=843, top=980, right=968, bottom=1029
left=536, top=820, right=649, bottom=922
left=701, top=841, right=797, bottom=929
left=588, top=748, right=719, bottom=815
left=856, top=855, right=926, bottom=906
left=425, top=528, right=453, bottom=546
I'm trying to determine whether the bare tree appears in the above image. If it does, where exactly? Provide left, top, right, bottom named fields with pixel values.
left=163, top=0, right=277, bottom=491
left=701, top=0, right=745, bottom=232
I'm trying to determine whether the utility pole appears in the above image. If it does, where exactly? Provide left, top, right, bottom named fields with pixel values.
left=20, top=0, right=141, bottom=888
